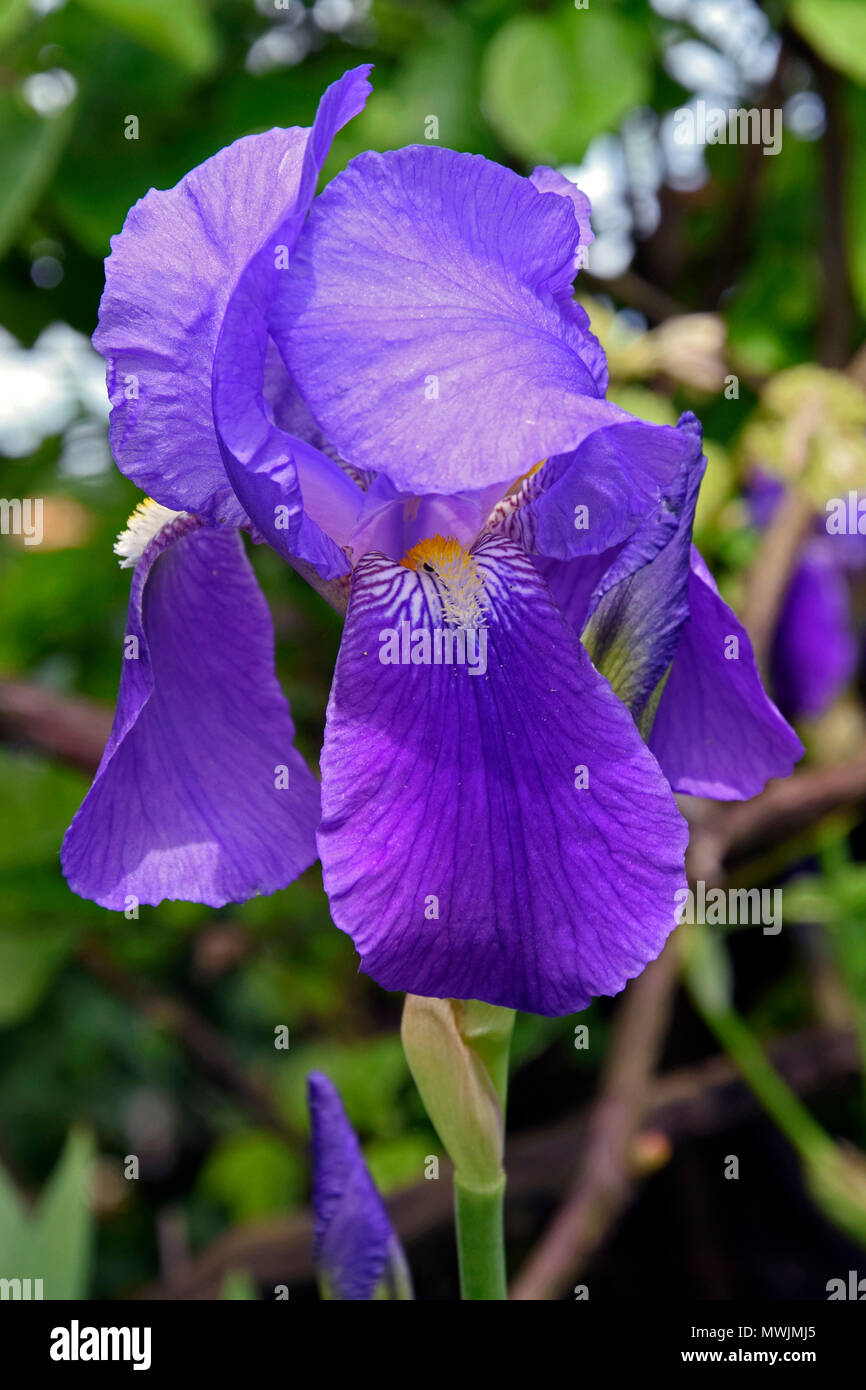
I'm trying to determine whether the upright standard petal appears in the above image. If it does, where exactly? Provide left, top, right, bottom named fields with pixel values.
left=308, top=1072, right=411, bottom=1301
left=94, top=65, right=372, bottom=532
left=649, top=549, right=805, bottom=799
left=62, top=524, right=320, bottom=909
left=213, top=67, right=372, bottom=579
left=94, top=129, right=306, bottom=522
left=318, top=534, right=688, bottom=1016
left=272, top=146, right=615, bottom=495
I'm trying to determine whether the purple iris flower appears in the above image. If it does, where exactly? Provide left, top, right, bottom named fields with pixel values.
left=307, top=1071, right=411, bottom=1300
left=62, top=65, right=802, bottom=1017
left=747, top=472, right=863, bottom=720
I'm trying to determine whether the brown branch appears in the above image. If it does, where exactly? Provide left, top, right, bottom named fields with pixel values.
left=582, top=269, right=686, bottom=325
left=0, top=678, right=111, bottom=773
left=739, top=481, right=816, bottom=680
left=815, top=59, right=854, bottom=368
left=509, top=939, right=680, bottom=1301
left=683, top=738, right=866, bottom=890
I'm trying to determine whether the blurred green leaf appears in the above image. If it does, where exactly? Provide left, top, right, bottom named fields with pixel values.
left=0, top=0, right=32, bottom=50
left=481, top=4, right=650, bottom=163
left=365, top=1132, right=433, bottom=1193
left=199, top=1130, right=302, bottom=1223
left=221, top=1269, right=258, bottom=1299
left=32, top=1128, right=96, bottom=1298
left=804, top=1142, right=866, bottom=1251
left=73, top=0, right=219, bottom=77
left=606, top=385, right=679, bottom=426
left=846, top=88, right=866, bottom=314
left=0, top=921, right=77, bottom=1027
left=790, top=0, right=866, bottom=85
left=681, top=921, right=733, bottom=1017
left=0, top=750, right=87, bottom=872
left=278, top=1036, right=410, bottom=1138
left=0, top=94, right=75, bottom=260
left=0, top=1128, right=95, bottom=1299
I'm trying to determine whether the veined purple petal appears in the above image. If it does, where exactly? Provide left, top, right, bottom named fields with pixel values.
left=526, top=413, right=703, bottom=724
left=534, top=550, right=613, bottom=636
left=579, top=417, right=705, bottom=723
left=771, top=542, right=857, bottom=719
left=649, top=548, right=805, bottom=799
left=213, top=67, right=372, bottom=579
left=502, top=413, right=696, bottom=563
left=272, top=146, right=612, bottom=495
left=62, top=525, right=320, bottom=909
left=318, top=534, right=688, bottom=1016
left=529, top=165, right=595, bottom=257
left=94, top=65, right=371, bottom=543
left=94, top=128, right=307, bottom=523
left=308, top=1072, right=410, bottom=1301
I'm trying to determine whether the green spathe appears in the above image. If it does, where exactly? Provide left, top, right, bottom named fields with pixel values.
left=401, top=996, right=513, bottom=1192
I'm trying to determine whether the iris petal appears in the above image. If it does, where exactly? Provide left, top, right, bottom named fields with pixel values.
left=272, top=146, right=612, bottom=495
left=308, top=1072, right=409, bottom=1301
left=62, top=525, right=320, bottom=908
left=580, top=419, right=704, bottom=722
left=213, top=66, right=373, bottom=579
left=503, top=414, right=695, bottom=563
left=649, top=548, right=805, bottom=799
left=94, top=127, right=308, bottom=523
left=318, top=534, right=688, bottom=1016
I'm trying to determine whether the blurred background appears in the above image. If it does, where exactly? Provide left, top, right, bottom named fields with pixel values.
left=0, top=0, right=865, bottom=1301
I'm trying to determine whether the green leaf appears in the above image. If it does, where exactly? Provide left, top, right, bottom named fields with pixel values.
left=0, top=1153, right=28, bottom=1239
left=31, top=1128, right=96, bottom=1299
left=364, top=1133, right=435, bottom=1194
left=0, top=921, right=76, bottom=1027
left=199, top=1130, right=302, bottom=1223
left=790, top=0, right=866, bottom=85
left=0, top=94, right=75, bottom=260
left=0, top=1129, right=95, bottom=1299
left=0, top=0, right=32, bottom=51
left=73, top=0, right=219, bottom=77
left=220, top=1269, right=258, bottom=1300
left=0, top=751, right=88, bottom=873
left=681, top=922, right=733, bottom=1018
left=481, top=4, right=650, bottom=164
left=846, top=88, right=866, bottom=313
left=606, top=385, right=679, bottom=427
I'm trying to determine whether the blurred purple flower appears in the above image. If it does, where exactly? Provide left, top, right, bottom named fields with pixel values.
left=62, top=66, right=802, bottom=1016
left=748, top=472, right=862, bottom=720
left=308, top=1072, right=411, bottom=1300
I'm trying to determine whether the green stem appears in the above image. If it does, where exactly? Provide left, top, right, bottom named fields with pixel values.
left=698, top=1004, right=832, bottom=1165
left=454, top=1173, right=507, bottom=1300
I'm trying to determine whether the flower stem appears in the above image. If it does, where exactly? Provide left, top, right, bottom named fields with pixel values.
left=695, top=1001, right=831, bottom=1165
left=454, top=1173, right=507, bottom=1300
